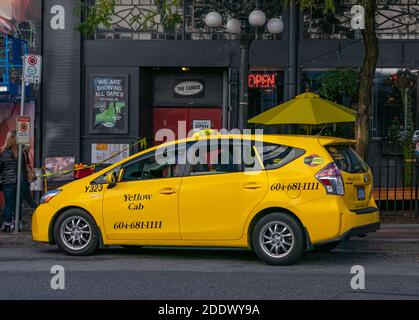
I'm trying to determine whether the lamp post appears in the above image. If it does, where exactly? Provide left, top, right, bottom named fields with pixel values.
left=204, top=2, right=283, bottom=130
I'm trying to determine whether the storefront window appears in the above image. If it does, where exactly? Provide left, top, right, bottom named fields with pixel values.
left=300, top=69, right=357, bottom=138
left=300, top=70, right=326, bottom=94
left=301, top=69, right=357, bottom=107
left=248, top=71, right=284, bottom=121
left=372, top=69, right=418, bottom=140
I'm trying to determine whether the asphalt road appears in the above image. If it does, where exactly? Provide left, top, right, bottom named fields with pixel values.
left=1, top=225, right=419, bottom=300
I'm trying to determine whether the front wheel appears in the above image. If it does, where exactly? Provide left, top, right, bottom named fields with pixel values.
left=54, top=209, right=99, bottom=256
left=252, top=213, right=304, bottom=265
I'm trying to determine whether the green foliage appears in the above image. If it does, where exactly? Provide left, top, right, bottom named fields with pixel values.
left=75, top=0, right=183, bottom=36
left=156, top=0, right=183, bottom=27
left=385, top=117, right=403, bottom=145
left=319, top=69, right=358, bottom=102
left=385, top=92, right=415, bottom=186
left=386, top=69, right=416, bottom=152
left=75, top=0, right=117, bottom=36
left=387, top=69, right=417, bottom=92
left=302, top=1, right=352, bottom=38
left=282, top=0, right=335, bottom=13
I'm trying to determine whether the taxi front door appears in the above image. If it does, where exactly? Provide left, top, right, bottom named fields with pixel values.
left=102, top=149, right=183, bottom=240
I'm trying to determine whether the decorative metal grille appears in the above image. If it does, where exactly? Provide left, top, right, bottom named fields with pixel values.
left=304, top=0, right=419, bottom=40
left=94, top=0, right=282, bottom=40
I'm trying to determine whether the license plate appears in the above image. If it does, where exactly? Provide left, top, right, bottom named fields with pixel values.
left=357, top=187, right=365, bottom=201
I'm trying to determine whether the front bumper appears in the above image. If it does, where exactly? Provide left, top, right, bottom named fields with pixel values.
left=32, top=203, right=56, bottom=243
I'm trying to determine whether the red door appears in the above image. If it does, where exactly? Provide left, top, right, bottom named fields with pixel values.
left=153, top=107, right=222, bottom=144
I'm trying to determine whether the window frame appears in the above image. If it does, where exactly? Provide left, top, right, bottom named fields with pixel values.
left=182, top=138, right=264, bottom=178
left=256, top=142, right=306, bottom=171
left=118, top=145, right=188, bottom=183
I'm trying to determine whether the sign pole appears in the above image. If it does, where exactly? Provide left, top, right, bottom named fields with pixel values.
left=14, top=76, right=26, bottom=233
left=14, top=53, right=41, bottom=233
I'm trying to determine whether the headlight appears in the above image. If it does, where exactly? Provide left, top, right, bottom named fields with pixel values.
left=40, top=189, right=62, bottom=204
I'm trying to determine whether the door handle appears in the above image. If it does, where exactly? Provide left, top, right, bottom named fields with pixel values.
left=243, top=182, right=263, bottom=189
left=159, top=187, right=177, bottom=195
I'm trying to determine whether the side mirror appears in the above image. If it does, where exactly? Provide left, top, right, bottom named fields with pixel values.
left=106, top=172, right=117, bottom=189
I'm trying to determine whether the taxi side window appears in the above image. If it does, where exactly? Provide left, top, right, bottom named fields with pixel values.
left=91, top=165, right=121, bottom=184
left=121, top=146, right=186, bottom=182
left=187, top=139, right=260, bottom=176
left=260, top=143, right=305, bottom=170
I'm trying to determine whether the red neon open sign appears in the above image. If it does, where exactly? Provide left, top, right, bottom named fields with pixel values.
left=248, top=73, right=276, bottom=88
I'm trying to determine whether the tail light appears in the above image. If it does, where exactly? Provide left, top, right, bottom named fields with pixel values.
left=316, top=162, right=344, bottom=195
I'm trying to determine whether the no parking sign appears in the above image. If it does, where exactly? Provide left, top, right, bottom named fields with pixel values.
left=23, top=54, right=42, bottom=84
left=17, top=116, right=31, bottom=145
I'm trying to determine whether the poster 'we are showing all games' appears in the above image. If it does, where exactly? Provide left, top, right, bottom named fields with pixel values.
left=92, top=76, right=129, bottom=133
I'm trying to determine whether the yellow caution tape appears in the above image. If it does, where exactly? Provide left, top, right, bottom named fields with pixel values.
left=39, top=137, right=147, bottom=178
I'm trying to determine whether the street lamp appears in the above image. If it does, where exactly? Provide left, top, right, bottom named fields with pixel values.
left=267, top=18, right=284, bottom=34
left=248, top=10, right=266, bottom=27
left=204, top=5, right=283, bottom=130
left=204, top=11, right=223, bottom=28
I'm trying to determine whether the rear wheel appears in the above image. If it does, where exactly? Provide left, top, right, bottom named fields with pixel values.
left=54, top=209, right=99, bottom=256
left=252, top=213, right=304, bottom=265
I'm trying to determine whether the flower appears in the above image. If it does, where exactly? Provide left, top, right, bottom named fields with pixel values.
left=391, top=74, right=399, bottom=82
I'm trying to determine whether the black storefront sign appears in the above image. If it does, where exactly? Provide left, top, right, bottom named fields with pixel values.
left=90, top=75, right=129, bottom=134
left=173, top=80, right=205, bottom=98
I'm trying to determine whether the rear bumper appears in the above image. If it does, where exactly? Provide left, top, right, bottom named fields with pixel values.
left=350, top=206, right=379, bottom=215
left=314, top=222, right=380, bottom=246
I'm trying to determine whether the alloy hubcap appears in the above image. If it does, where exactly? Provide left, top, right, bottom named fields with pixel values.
left=260, top=221, right=294, bottom=258
left=60, top=217, right=92, bottom=251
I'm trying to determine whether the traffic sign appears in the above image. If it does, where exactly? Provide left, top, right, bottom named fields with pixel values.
left=23, top=54, right=42, bottom=84
left=16, top=116, right=31, bottom=145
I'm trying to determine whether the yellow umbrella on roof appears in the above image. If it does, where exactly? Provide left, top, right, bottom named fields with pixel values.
left=248, top=92, right=356, bottom=126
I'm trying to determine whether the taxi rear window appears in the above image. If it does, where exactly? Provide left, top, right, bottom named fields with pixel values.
left=326, top=145, right=369, bottom=173
left=259, top=143, right=305, bottom=170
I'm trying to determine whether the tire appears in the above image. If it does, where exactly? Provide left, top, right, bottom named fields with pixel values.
left=312, top=241, right=341, bottom=253
left=252, top=212, right=304, bottom=266
left=54, top=208, right=99, bottom=256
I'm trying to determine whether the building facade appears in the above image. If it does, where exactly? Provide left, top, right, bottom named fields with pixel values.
left=2, top=0, right=419, bottom=169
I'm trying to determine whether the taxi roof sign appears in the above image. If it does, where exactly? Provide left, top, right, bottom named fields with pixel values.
left=192, top=129, right=220, bottom=138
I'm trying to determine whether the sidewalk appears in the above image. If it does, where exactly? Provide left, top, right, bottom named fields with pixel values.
left=0, top=207, right=36, bottom=247
left=0, top=231, right=36, bottom=247
left=338, top=223, right=419, bottom=253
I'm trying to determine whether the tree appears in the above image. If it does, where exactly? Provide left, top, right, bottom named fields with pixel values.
left=289, top=0, right=378, bottom=159
left=355, top=0, right=378, bottom=160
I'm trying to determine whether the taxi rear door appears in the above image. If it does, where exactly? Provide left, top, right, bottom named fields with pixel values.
left=178, top=138, right=268, bottom=240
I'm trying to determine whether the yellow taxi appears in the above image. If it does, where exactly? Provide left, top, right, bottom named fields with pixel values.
left=32, top=134, right=380, bottom=265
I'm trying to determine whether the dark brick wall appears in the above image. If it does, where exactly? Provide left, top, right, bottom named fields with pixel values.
left=42, top=0, right=81, bottom=161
